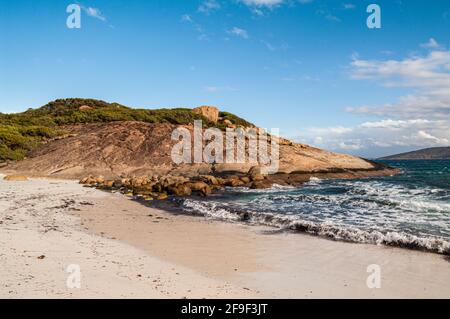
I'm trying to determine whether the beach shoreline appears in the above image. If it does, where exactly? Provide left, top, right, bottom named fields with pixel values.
left=1, top=175, right=450, bottom=298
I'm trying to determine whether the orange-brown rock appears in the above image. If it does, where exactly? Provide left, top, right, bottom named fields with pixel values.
left=224, top=177, right=245, bottom=187
left=2, top=121, right=398, bottom=180
left=250, top=180, right=273, bottom=189
left=187, top=181, right=212, bottom=196
left=3, top=175, right=28, bottom=181
left=192, top=106, right=219, bottom=123
left=168, top=184, right=192, bottom=197
left=240, top=176, right=251, bottom=184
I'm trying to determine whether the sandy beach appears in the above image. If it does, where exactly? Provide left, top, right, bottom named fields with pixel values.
left=1, top=175, right=449, bottom=299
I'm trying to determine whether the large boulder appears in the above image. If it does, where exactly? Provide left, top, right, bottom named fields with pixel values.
left=113, top=180, right=124, bottom=188
left=167, top=184, right=192, bottom=196
left=192, top=106, right=219, bottom=123
left=80, top=175, right=97, bottom=185
left=200, top=175, right=219, bottom=186
left=187, top=181, right=212, bottom=196
left=250, top=180, right=273, bottom=189
left=156, top=193, right=168, bottom=200
left=130, top=176, right=150, bottom=188
left=159, top=175, right=189, bottom=188
left=240, top=176, right=251, bottom=184
left=3, top=175, right=28, bottom=181
left=103, top=180, right=114, bottom=188
left=95, top=176, right=105, bottom=184
left=248, top=166, right=265, bottom=181
left=224, top=177, right=245, bottom=187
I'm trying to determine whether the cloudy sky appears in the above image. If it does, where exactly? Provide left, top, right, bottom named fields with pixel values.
left=0, top=0, right=449, bottom=158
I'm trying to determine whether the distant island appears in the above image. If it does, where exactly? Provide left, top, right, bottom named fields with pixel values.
left=379, top=147, right=450, bottom=160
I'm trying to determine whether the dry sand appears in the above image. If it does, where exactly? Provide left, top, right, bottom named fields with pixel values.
left=0, top=175, right=254, bottom=298
left=1, top=175, right=449, bottom=298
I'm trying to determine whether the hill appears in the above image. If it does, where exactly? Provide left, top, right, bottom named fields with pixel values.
left=379, top=147, right=450, bottom=160
left=0, top=98, right=398, bottom=181
left=0, top=98, right=252, bottom=161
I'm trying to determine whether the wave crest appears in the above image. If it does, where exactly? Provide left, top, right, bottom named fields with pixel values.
left=181, top=199, right=450, bottom=255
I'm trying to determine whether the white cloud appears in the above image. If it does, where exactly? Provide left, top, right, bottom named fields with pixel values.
left=228, top=27, right=249, bottom=39
left=251, top=8, right=265, bottom=16
left=198, top=0, right=221, bottom=14
left=239, top=0, right=284, bottom=7
left=181, top=14, right=208, bottom=40
left=309, top=126, right=354, bottom=135
left=343, top=3, right=356, bottom=10
left=348, top=49, right=450, bottom=119
left=260, top=40, right=289, bottom=51
left=204, top=86, right=238, bottom=92
left=420, top=38, right=442, bottom=49
left=325, top=14, right=341, bottom=22
left=181, top=14, right=193, bottom=23
left=323, top=46, right=450, bottom=156
left=359, top=119, right=431, bottom=129
left=290, top=118, right=449, bottom=156
left=338, top=141, right=362, bottom=150
left=82, top=6, right=106, bottom=21
left=416, top=130, right=448, bottom=144
left=238, top=0, right=312, bottom=15
left=316, top=9, right=341, bottom=22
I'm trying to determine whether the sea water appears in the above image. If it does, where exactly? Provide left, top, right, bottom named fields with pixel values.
left=177, top=160, right=450, bottom=254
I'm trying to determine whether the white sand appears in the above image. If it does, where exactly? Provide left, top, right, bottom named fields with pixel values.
left=0, top=175, right=255, bottom=298
left=1, top=175, right=450, bottom=298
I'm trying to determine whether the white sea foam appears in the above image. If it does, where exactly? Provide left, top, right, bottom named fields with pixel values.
left=180, top=166, right=450, bottom=255
left=182, top=199, right=450, bottom=254
left=306, top=177, right=322, bottom=185
left=229, top=183, right=295, bottom=194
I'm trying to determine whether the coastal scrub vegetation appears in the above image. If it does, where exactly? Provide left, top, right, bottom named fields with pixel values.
left=0, top=124, right=62, bottom=161
left=0, top=98, right=252, bottom=162
left=218, top=111, right=253, bottom=129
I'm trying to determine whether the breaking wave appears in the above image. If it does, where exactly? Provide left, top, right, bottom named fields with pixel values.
left=181, top=199, right=450, bottom=255
left=176, top=160, right=450, bottom=255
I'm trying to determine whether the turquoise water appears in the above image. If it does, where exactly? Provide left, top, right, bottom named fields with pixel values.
left=179, top=160, right=450, bottom=254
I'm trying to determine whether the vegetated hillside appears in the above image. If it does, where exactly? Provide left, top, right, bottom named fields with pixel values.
left=2, top=121, right=392, bottom=180
left=0, top=98, right=253, bottom=161
left=0, top=98, right=397, bottom=180
left=379, top=147, right=450, bottom=160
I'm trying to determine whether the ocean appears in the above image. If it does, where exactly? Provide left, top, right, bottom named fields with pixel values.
left=160, top=160, right=450, bottom=255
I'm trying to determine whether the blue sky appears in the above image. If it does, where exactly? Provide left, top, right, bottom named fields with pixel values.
left=0, top=0, right=449, bottom=158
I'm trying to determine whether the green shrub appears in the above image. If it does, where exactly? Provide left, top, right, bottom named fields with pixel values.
left=219, top=111, right=253, bottom=128
left=18, top=126, right=60, bottom=138
left=0, top=143, right=27, bottom=161
left=0, top=98, right=252, bottom=162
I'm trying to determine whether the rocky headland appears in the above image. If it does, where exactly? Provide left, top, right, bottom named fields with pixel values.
left=0, top=98, right=399, bottom=200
